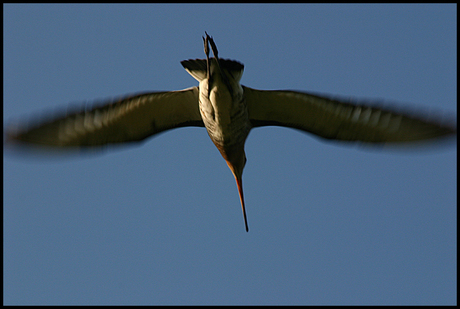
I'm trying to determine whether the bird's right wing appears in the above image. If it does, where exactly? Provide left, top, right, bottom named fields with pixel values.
left=244, top=87, right=456, bottom=144
left=6, top=87, right=204, bottom=148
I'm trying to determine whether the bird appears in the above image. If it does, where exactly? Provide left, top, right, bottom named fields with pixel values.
left=5, top=33, right=456, bottom=232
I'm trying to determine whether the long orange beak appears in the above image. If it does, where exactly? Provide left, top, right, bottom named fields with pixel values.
left=222, top=146, right=249, bottom=232
left=234, top=175, right=249, bottom=232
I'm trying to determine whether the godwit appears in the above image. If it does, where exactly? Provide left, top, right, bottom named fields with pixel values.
left=6, top=33, right=456, bottom=232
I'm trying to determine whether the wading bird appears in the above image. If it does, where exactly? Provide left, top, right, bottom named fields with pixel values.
left=6, top=33, right=456, bottom=232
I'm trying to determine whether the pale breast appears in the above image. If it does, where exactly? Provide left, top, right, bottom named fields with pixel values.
left=199, top=82, right=250, bottom=147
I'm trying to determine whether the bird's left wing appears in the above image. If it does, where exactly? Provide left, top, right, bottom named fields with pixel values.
left=6, top=87, right=203, bottom=148
left=244, top=87, right=456, bottom=144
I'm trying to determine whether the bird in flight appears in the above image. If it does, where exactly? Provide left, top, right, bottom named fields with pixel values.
left=6, top=33, right=456, bottom=232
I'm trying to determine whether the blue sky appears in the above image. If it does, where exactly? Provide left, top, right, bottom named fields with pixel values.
left=3, top=4, right=456, bottom=305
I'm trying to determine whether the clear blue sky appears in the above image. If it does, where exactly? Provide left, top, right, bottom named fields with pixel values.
left=3, top=4, right=456, bottom=305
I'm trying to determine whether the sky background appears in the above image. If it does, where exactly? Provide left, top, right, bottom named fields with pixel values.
left=3, top=4, right=456, bottom=305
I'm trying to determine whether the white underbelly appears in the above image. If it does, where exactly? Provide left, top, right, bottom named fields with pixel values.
left=198, top=75, right=250, bottom=146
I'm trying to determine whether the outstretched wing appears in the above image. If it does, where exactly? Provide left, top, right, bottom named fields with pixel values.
left=244, top=87, right=456, bottom=144
left=6, top=87, right=204, bottom=148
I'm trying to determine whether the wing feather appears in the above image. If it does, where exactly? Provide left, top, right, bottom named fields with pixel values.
left=244, top=87, right=456, bottom=144
left=6, top=87, right=204, bottom=148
